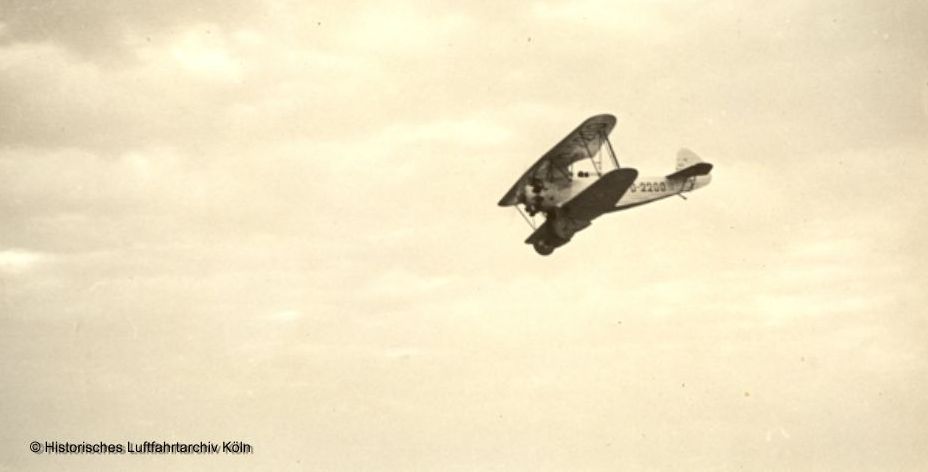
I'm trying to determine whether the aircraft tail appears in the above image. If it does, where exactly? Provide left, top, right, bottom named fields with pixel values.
left=667, top=148, right=713, bottom=180
left=676, top=148, right=703, bottom=170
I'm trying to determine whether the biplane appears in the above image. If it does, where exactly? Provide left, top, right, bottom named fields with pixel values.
left=498, top=114, right=713, bottom=255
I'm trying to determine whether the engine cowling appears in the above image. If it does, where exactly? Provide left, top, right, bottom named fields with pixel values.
left=522, top=181, right=556, bottom=213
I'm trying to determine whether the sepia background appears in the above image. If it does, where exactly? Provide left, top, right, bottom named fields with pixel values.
left=2, top=1, right=927, bottom=470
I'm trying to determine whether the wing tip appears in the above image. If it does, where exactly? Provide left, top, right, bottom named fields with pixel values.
left=586, top=113, right=617, bottom=126
left=498, top=193, right=518, bottom=207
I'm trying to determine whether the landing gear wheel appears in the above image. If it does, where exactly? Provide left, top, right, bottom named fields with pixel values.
left=533, top=240, right=554, bottom=256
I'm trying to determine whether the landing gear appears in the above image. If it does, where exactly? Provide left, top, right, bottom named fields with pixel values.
left=533, top=239, right=555, bottom=256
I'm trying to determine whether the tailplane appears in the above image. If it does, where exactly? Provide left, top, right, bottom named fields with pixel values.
left=667, top=148, right=712, bottom=180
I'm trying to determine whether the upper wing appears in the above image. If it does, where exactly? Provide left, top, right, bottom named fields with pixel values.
left=498, top=114, right=617, bottom=206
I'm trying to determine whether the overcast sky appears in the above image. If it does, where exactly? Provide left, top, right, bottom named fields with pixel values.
left=2, top=1, right=927, bottom=470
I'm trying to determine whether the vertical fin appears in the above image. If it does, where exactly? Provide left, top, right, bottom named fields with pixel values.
left=676, top=148, right=703, bottom=170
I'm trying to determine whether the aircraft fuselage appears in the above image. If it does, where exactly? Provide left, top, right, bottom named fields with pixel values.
left=523, top=172, right=711, bottom=215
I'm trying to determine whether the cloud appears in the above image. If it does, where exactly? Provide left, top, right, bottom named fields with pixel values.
left=533, top=0, right=678, bottom=37
left=269, top=309, right=304, bottom=323
left=0, top=249, right=47, bottom=274
left=340, top=3, right=474, bottom=55
left=383, top=118, right=513, bottom=147
left=364, top=268, right=451, bottom=300
left=168, top=24, right=244, bottom=83
left=0, top=0, right=262, bottom=59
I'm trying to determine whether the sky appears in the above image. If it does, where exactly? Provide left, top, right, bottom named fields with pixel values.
left=1, top=0, right=927, bottom=470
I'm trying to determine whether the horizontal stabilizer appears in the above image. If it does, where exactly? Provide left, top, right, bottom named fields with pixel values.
left=666, top=162, right=713, bottom=180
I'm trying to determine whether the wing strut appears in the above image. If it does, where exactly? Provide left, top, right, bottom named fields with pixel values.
left=514, top=206, right=537, bottom=230
left=602, top=131, right=620, bottom=169
left=582, top=139, right=603, bottom=177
